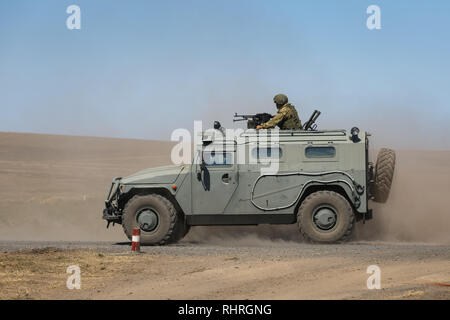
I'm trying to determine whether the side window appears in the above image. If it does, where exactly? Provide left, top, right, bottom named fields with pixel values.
left=305, top=146, right=336, bottom=158
left=203, top=151, right=233, bottom=166
left=251, top=147, right=282, bottom=159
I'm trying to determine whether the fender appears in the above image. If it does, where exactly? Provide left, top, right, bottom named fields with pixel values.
left=250, top=170, right=364, bottom=212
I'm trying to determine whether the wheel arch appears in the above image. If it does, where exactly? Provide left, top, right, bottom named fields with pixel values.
left=119, top=187, right=185, bottom=217
left=294, top=184, right=356, bottom=216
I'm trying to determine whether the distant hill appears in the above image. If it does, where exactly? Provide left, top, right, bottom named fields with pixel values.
left=0, top=132, right=174, bottom=241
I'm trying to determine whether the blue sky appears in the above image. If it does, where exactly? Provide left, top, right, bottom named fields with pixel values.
left=0, top=0, right=449, bottom=149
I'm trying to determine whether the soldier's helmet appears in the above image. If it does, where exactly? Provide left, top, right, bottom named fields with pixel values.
left=273, top=94, right=288, bottom=105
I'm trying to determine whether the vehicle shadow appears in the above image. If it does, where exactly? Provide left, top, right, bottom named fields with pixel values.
left=114, top=241, right=131, bottom=246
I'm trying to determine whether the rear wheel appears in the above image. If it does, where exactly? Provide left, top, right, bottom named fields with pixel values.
left=297, top=191, right=355, bottom=243
left=122, top=194, right=185, bottom=245
left=372, top=148, right=396, bottom=203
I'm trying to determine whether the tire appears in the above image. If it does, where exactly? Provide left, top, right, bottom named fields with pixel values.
left=297, top=191, right=355, bottom=243
left=171, top=218, right=191, bottom=243
left=373, top=148, right=396, bottom=203
left=122, top=194, right=182, bottom=245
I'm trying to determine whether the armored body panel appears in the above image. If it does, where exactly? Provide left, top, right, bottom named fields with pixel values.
left=103, top=125, right=395, bottom=244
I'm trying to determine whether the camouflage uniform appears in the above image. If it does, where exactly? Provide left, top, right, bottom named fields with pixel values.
left=261, top=102, right=302, bottom=130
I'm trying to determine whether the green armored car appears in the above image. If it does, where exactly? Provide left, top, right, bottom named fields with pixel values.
left=103, top=111, right=395, bottom=244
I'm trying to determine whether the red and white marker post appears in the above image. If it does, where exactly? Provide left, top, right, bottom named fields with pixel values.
left=131, top=228, right=140, bottom=253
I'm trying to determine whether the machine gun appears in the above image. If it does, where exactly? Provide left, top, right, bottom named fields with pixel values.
left=233, top=113, right=273, bottom=129
left=302, top=110, right=321, bottom=131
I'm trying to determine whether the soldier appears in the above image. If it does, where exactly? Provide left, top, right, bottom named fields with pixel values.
left=256, top=94, right=302, bottom=130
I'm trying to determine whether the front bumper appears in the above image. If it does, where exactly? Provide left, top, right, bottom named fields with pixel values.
left=102, top=177, right=123, bottom=225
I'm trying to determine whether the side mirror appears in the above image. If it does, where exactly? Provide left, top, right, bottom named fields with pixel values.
left=214, top=121, right=221, bottom=130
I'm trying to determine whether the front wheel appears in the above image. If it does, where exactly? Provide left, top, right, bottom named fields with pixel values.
left=122, top=194, right=183, bottom=245
left=297, top=191, right=355, bottom=243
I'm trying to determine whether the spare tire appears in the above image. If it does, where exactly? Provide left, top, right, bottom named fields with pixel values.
left=373, top=148, right=396, bottom=203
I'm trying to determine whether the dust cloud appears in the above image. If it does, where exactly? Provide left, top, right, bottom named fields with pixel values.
left=355, top=150, right=450, bottom=243
left=0, top=132, right=449, bottom=244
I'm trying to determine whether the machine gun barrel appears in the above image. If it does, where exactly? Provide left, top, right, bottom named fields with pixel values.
left=233, top=112, right=273, bottom=129
left=233, top=113, right=254, bottom=122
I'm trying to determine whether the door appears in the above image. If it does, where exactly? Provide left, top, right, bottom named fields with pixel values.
left=191, top=149, right=238, bottom=214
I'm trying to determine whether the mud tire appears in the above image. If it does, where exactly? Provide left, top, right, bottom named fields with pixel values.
left=122, top=194, right=182, bottom=245
left=298, top=191, right=355, bottom=243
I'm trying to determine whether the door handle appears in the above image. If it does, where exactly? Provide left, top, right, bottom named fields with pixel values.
left=222, top=173, right=230, bottom=184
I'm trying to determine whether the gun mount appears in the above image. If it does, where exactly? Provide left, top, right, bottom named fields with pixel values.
left=303, top=110, right=321, bottom=131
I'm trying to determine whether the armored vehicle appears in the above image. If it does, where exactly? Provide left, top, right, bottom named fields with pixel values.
left=103, top=111, right=395, bottom=244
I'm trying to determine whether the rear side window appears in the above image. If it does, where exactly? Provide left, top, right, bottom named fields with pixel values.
left=305, top=146, right=335, bottom=158
left=252, top=147, right=282, bottom=159
left=203, top=152, right=233, bottom=166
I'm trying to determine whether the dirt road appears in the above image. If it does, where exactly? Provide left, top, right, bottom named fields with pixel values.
left=0, top=240, right=449, bottom=300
